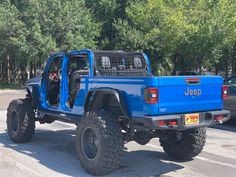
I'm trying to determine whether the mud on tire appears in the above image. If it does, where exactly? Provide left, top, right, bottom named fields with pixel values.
left=7, top=99, right=35, bottom=143
left=159, top=128, right=206, bottom=160
left=76, top=111, right=124, bottom=176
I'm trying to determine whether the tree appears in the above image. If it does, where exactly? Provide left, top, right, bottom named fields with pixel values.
left=1, top=0, right=236, bottom=85
left=0, top=0, right=101, bottom=84
left=0, top=0, right=28, bottom=84
left=114, top=0, right=236, bottom=75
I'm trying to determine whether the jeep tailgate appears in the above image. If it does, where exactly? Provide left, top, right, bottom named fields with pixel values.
left=158, top=76, right=223, bottom=115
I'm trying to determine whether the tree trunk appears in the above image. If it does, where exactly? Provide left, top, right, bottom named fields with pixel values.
left=225, top=49, right=229, bottom=78
left=1, top=59, right=7, bottom=84
left=0, top=63, right=1, bottom=81
left=215, top=64, right=219, bottom=75
left=199, top=58, right=203, bottom=75
left=7, top=54, right=10, bottom=85
left=30, top=61, right=33, bottom=78
left=232, top=43, right=236, bottom=75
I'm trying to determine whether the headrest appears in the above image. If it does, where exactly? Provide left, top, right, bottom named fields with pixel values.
left=134, top=57, right=142, bottom=68
left=101, top=56, right=111, bottom=68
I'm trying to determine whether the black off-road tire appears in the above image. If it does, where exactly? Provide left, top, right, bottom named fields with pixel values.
left=7, top=99, right=35, bottom=143
left=159, top=128, right=206, bottom=160
left=134, top=130, right=152, bottom=145
left=76, top=111, right=124, bottom=176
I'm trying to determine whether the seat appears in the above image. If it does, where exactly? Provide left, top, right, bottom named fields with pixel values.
left=68, top=60, right=87, bottom=108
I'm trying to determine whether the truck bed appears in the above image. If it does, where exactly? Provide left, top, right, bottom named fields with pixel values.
left=86, top=75, right=223, bottom=118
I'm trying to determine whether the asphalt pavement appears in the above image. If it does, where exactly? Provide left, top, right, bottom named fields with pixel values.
left=0, top=90, right=236, bottom=177
left=0, top=90, right=25, bottom=110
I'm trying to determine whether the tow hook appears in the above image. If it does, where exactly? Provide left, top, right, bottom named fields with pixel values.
left=214, top=115, right=224, bottom=124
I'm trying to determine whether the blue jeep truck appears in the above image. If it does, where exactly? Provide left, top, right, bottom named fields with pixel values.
left=7, top=49, right=230, bottom=175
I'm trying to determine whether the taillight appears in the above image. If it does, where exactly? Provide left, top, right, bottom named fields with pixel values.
left=144, top=88, right=158, bottom=104
left=222, top=85, right=229, bottom=100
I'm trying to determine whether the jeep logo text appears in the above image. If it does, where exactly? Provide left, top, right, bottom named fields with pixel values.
left=184, top=88, right=202, bottom=96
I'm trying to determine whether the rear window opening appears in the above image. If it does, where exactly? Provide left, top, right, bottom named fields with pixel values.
left=68, top=54, right=90, bottom=76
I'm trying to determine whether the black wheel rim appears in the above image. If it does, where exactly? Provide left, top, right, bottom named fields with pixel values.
left=168, top=131, right=184, bottom=146
left=10, top=111, right=19, bottom=132
left=81, top=127, right=98, bottom=160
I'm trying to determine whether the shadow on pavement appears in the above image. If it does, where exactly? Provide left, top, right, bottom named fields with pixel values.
left=0, top=129, right=184, bottom=177
left=210, top=119, right=236, bottom=133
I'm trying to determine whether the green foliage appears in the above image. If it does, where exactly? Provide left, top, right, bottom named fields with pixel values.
left=0, top=0, right=101, bottom=84
left=114, top=0, right=236, bottom=75
left=12, top=0, right=100, bottom=63
left=0, top=0, right=235, bottom=84
left=0, top=1, right=27, bottom=60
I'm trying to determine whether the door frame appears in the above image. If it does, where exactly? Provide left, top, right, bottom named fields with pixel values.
left=41, top=52, right=65, bottom=110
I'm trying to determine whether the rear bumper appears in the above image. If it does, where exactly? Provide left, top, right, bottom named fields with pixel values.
left=132, top=110, right=231, bottom=130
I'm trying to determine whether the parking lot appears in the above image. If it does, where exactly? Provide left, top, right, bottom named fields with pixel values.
left=0, top=90, right=236, bottom=177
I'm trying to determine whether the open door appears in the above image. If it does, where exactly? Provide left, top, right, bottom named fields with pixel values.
left=41, top=54, right=64, bottom=109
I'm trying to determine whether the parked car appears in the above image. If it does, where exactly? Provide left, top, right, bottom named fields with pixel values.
left=6, top=49, right=230, bottom=175
left=224, top=76, right=236, bottom=118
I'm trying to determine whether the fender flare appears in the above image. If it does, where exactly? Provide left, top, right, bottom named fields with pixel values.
left=84, top=88, right=130, bottom=118
left=26, top=86, right=33, bottom=101
left=25, top=85, right=38, bottom=108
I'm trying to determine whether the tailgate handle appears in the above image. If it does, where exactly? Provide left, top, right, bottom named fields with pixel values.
left=185, top=78, right=200, bottom=85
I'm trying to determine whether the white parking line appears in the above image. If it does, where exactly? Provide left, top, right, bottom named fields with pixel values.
left=195, top=156, right=236, bottom=169
left=146, top=143, right=236, bottom=169
left=0, top=152, right=41, bottom=177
